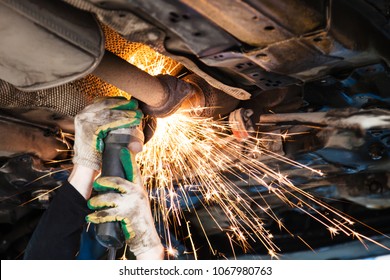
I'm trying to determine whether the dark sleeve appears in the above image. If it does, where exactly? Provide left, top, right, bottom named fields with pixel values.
left=24, top=181, right=92, bottom=260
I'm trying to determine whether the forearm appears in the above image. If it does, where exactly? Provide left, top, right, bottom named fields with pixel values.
left=68, top=164, right=99, bottom=199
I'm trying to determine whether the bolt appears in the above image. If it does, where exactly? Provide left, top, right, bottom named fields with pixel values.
left=147, top=31, right=159, bottom=41
left=18, top=155, right=31, bottom=163
left=244, top=109, right=254, bottom=118
left=368, top=142, right=385, bottom=160
left=368, top=181, right=383, bottom=194
left=31, top=190, right=52, bottom=205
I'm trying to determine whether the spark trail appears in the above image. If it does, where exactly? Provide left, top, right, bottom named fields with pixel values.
left=137, top=110, right=389, bottom=258
left=101, top=44, right=389, bottom=258
left=13, top=43, right=389, bottom=258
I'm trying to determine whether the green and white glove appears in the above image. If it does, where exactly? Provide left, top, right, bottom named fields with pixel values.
left=86, top=148, right=163, bottom=258
left=73, top=98, right=143, bottom=171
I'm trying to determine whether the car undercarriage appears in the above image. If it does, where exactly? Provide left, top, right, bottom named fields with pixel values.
left=0, top=0, right=390, bottom=260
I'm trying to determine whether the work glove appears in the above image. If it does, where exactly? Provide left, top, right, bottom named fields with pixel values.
left=86, top=148, right=163, bottom=258
left=72, top=98, right=143, bottom=171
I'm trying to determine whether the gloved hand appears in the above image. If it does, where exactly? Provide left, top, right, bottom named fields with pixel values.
left=72, top=98, right=143, bottom=171
left=86, top=148, right=164, bottom=259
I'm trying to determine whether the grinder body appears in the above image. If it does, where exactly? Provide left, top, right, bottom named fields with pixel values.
left=95, top=130, right=136, bottom=259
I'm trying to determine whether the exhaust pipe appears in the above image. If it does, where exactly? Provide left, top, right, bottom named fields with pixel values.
left=92, top=51, right=239, bottom=118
